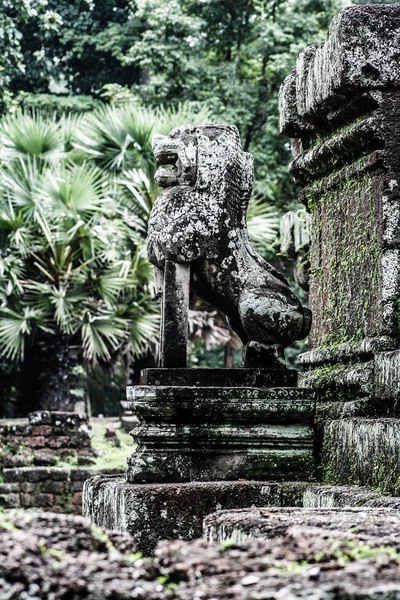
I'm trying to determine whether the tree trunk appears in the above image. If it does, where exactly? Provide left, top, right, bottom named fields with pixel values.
left=19, top=333, right=73, bottom=414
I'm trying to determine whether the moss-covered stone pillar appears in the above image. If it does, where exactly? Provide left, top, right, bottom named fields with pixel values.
left=279, top=4, right=400, bottom=491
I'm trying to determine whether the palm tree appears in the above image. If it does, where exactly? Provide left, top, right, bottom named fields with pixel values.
left=0, top=111, right=159, bottom=412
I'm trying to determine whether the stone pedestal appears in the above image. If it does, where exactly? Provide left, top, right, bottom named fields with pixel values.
left=279, top=5, right=400, bottom=410
left=126, top=381, right=315, bottom=483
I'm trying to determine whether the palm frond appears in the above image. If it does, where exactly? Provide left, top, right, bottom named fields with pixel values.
left=0, top=306, right=51, bottom=360
left=247, top=196, right=280, bottom=255
left=80, top=305, right=127, bottom=361
left=0, top=111, right=65, bottom=163
left=73, top=106, right=136, bottom=172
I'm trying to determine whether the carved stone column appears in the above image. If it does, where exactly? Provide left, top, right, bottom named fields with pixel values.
left=279, top=4, right=400, bottom=492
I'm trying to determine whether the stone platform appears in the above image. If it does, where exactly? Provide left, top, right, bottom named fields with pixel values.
left=204, top=506, right=400, bottom=544
left=126, top=385, right=315, bottom=483
left=82, top=476, right=307, bottom=554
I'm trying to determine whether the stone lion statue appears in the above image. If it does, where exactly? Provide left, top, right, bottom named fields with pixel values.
left=147, top=124, right=310, bottom=364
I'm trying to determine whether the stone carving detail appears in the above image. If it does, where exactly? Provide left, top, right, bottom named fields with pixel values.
left=148, top=124, right=310, bottom=366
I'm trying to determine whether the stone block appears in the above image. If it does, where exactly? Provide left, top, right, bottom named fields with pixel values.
left=19, top=482, right=36, bottom=493
left=203, top=506, right=400, bottom=544
left=29, top=411, right=52, bottom=425
left=50, top=468, right=69, bottom=481
left=40, top=480, right=67, bottom=494
left=303, top=484, right=400, bottom=509
left=140, top=367, right=297, bottom=388
left=0, top=483, right=20, bottom=493
left=321, top=418, right=400, bottom=494
left=70, top=481, right=84, bottom=492
left=77, top=454, right=96, bottom=466
left=52, top=411, right=87, bottom=424
left=20, top=493, right=33, bottom=508
left=24, top=436, right=45, bottom=449
left=127, top=385, right=315, bottom=483
left=83, top=475, right=283, bottom=555
left=33, top=453, right=58, bottom=467
left=31, top=425, right=53, bottom=437
left=0, top=493, right=20, bottom=508
left=279, top=5, right=400, bottom=136
left=26, top=468, right=51, bottom=483
left=4, top=455, right=33, bottom=468
left=31, top=493, right=54, bottom=507
left=3, top=469, right=25, bottom=483
left=70, top=468, right=95, bottom=481
left=45, top=436, right=75, bottom=449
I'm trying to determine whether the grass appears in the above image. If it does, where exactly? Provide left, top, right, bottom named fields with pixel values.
left=54, top=418, right=136, bottom=471
left=90, top=420, right=135, bottom=471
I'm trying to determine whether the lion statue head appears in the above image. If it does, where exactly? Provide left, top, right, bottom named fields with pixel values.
left=148, top=125, right=254, bottom=264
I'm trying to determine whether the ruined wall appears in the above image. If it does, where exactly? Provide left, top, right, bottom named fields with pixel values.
left=0, top=411, right=94, bottom=467
left=0, top=467, right=96, bottom=512
left=0, top=411, right=122, bottom=512
left=279, top=4, right=400, bottom=491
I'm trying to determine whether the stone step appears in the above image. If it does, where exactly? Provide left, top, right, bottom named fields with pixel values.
left=203, top=506, right=400, bottom=544
left=82, top=476, right=306, bottom=555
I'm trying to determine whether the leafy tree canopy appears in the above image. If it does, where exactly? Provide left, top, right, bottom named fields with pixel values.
left=112, top=0, right=348, bottom=209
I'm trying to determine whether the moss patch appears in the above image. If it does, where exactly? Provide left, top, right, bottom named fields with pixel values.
left=307, top=169, right=381, bottom=347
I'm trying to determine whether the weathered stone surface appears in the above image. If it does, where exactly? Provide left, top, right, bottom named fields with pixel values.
left=0, top=411, right=94, bottom=471
left=149, top=124, right=310, bottom=363
left=155, top=534, right=400, bottom=600
left=127, top=386, right=314, bottom=422
left=0, top=511, right=166, bottom=600
left=279, top=5, right=400, bottom=136
left=0, top=465, right=124, bottom=513
left=141, top=367, right=297, bottom=387
left=204, top=506, right=400, bottom=545
left=5, top=507, right=400, bottom=598
left=125, top=386, right=315, bottom=483
left=160, top=260, right=190, bottom=368
left=304, top=484, right=400, bottom=509
left=83, top=476, right=306, bottom=555
left=321, top=418, right=400, bottom=494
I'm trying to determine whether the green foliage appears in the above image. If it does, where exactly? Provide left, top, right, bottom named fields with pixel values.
left=118, top=0, right=347, bottom=211
left=8, top=0, right=141, bottom=97
left=19, top=93, right=102, bottom=116
left=88, top=363, right=127, bottom=416
left=188, top=341, right=241, bottom=369
left=0, top=0, right=62, bottom=113
left=0, top=108, right=162, bottom=365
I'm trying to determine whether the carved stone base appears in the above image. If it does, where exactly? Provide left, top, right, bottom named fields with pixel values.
left=141, top=367, right=297, bottom=387
left=126, top=385, right=315, bottom=483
